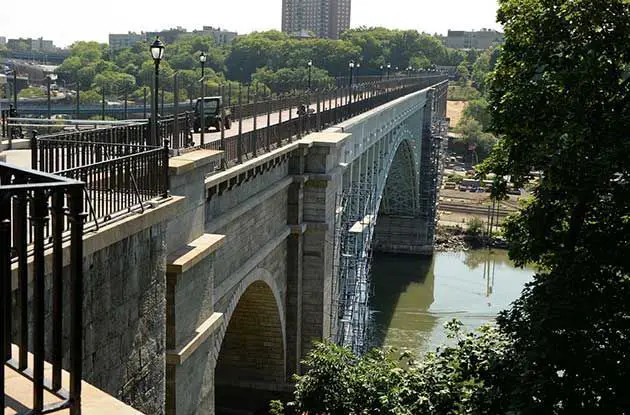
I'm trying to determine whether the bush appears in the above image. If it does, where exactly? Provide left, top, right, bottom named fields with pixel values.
left=447, top=85, right=480, bottom=101
left=466, top=217, right=484, bottom=236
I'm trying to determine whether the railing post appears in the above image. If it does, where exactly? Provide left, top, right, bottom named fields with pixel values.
left=266, top=97, right=271, bottom=152
left=316, top=90, right=321, bottom=131
left=31, top=129, right=38, bottom=170
left=163, top=139, right=170, bottom=198
left=68, top=184, right=85, bottom=415
left=278, top=93, right=283, bottom=144
left=173, top=73, right=180, bottom=151
left=0, top=214, right=9, bottom=413
left=253, top=92, right=258, bottom=153
left=237, top=91, right=243, bottom=163
left=51, top=190, right=64, bottom=391
left=31, top=190, right=48, bottom=412
left=14, top=193, right=28, bottom=371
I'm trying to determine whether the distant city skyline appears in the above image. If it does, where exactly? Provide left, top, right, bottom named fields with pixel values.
left=1, top=0, right=501, bottom=47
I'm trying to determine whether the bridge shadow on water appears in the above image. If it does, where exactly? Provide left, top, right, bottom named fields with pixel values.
left=367, top=252, right=438, bottom=351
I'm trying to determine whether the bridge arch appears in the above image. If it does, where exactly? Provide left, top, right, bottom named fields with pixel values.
left=379, top=136, right=419, bottom=217
left=213, top=268, right=287, bottom=412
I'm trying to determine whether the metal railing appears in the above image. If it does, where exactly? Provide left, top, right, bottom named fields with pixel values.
left=33, top=125, right=152, bottom=173
left=201, top=76, right=447, bottom=167
left=1, top=162, right=85, bottom=415
left=56, top=144, right=169, bottom=229
left=31, top=126, right=170, bottom=231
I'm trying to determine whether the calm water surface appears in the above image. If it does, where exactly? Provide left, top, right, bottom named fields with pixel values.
left=368, top=250, right=535, bottom=353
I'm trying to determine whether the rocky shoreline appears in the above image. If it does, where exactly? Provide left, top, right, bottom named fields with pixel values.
left=435, top=225, right=508, bottom=251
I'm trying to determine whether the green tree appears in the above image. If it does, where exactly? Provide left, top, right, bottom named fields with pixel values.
left=456, top=61, right=470, bottom=83
left=79, top=89, right=102, bottom=104
left=462, top=98, right=491, bottom=130
left=18, top=86, right=46, bottom=99
left=455, top=117, right=497, bottom=162
left=480, top=0, right=630, bottom=412
left=285, top=322, right=512, bottom=414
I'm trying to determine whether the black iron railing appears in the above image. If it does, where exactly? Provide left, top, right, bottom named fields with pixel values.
left=158, top=112, right=194, bottom=151
left=1, top=162, right=85, bottom=415
left=33, top=132, right=155, bottom=173
left=203, top=76, right=447, bottom=167
left=31, top=128, right=170, bottom=231
left=56, top=144, right=169, bottom=229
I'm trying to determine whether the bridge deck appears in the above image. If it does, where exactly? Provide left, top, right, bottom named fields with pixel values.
left=2, top=93, right=348, bottom=171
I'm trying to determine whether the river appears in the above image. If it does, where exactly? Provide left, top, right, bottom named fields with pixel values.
left=367, top=250, right=535, bottom=353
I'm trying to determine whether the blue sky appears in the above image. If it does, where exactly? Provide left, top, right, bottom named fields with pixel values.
left=2, top=0, right=502, bottom=47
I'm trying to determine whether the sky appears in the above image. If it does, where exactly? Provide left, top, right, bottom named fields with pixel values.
left=1, top=0, right=502, bottom=48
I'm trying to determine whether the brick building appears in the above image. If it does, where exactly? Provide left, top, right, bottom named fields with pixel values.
left=281, top=0, right=351, bottom=39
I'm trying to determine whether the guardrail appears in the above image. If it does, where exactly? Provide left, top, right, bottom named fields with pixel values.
left=32, top=124, right=151, bottom=172
left=1, top=162, right=85, bottom=414
left=55, top=144, right=169, bottom=230
left=202, top=76, right=447, bottom=166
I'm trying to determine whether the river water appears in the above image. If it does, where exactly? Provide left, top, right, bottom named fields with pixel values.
left=367, top=250, right=535, bottom=353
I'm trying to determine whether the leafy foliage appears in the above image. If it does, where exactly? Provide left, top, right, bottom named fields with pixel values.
left=18, top=86, right=46, bottom=99
left=479, top=0, right=630, bottom=412
left=282, top=322, right=512, bottom=415
left=466, top=217, right=485, bottom=236
left=54, top=28, right=463, bottom=103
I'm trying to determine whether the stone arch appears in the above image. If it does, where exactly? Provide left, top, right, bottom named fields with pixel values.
left=213, top=269, right=287, bottom=413
left=213, top=268, right=286, bottom=370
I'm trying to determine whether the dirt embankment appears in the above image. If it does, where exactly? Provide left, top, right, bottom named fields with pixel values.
left=435, top=225, right=508, bottom=252
left=447, top=101, right=468, bottom=129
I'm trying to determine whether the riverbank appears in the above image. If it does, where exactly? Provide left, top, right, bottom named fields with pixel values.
left=435, top=225, right=508, bottom=251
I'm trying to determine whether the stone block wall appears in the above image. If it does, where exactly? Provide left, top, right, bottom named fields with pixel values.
left=83, top=222, right=167, bottom=413
left=10, top=220, right=168, bottom=415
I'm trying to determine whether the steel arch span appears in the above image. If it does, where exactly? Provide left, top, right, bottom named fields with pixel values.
left=329, top=84, right=448, bottom=353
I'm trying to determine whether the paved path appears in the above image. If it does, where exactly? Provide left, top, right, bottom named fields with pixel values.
left=190, top=92, right=357, bottom=146
left=4, top=89, right=382, bottom=172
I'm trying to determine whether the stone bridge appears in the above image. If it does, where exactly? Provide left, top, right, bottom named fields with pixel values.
left=6, top=80, right=448, bottom=415
left=164, top=81, right=448, bottom=413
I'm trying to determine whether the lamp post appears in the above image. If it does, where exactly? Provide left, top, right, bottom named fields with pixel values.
left=380, top=65, right=384, bottom=81
left=199, top=52, right=207, bottom=146
left=46, top=73, right=57, bottom=123
left=150, top=36, right=165, bottom=146
left=386, top=63, right=391, bottom=80
left=307, top=60, right=313, bottom=90
left=348, top=60, right=355, bottom=88
left=356, top=63, right=361, bottom=82
left=407, top=66, right=412, bottom=77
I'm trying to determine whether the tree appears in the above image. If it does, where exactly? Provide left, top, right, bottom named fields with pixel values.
left=252, top=66, right=334, bottom=93
left=456, top=61, right=470, bottom=83
left=276, top=322, right=513, bottom=415
left=18, top=86, right=45, bottom=99
left=455, top=118, right=497, bottom=162
left=462, top=98, right=491, bottom=131
left=480, top=0, right=630, bottom=412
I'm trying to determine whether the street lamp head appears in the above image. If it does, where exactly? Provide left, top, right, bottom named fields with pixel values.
left=199, top=52, right=207, bottom=64
left=349, top=60, right=355, bottom=69
left=380, top=65, right=384, bottom=70
left=387, top=63, right=391, bottom=69
left=356, top=63, right=361, bottom=68
left=308, top=60, right=313, bottom=67
left=47, top=73, right=58, bottom=81
left=150, top=37, right=165, bottom=62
